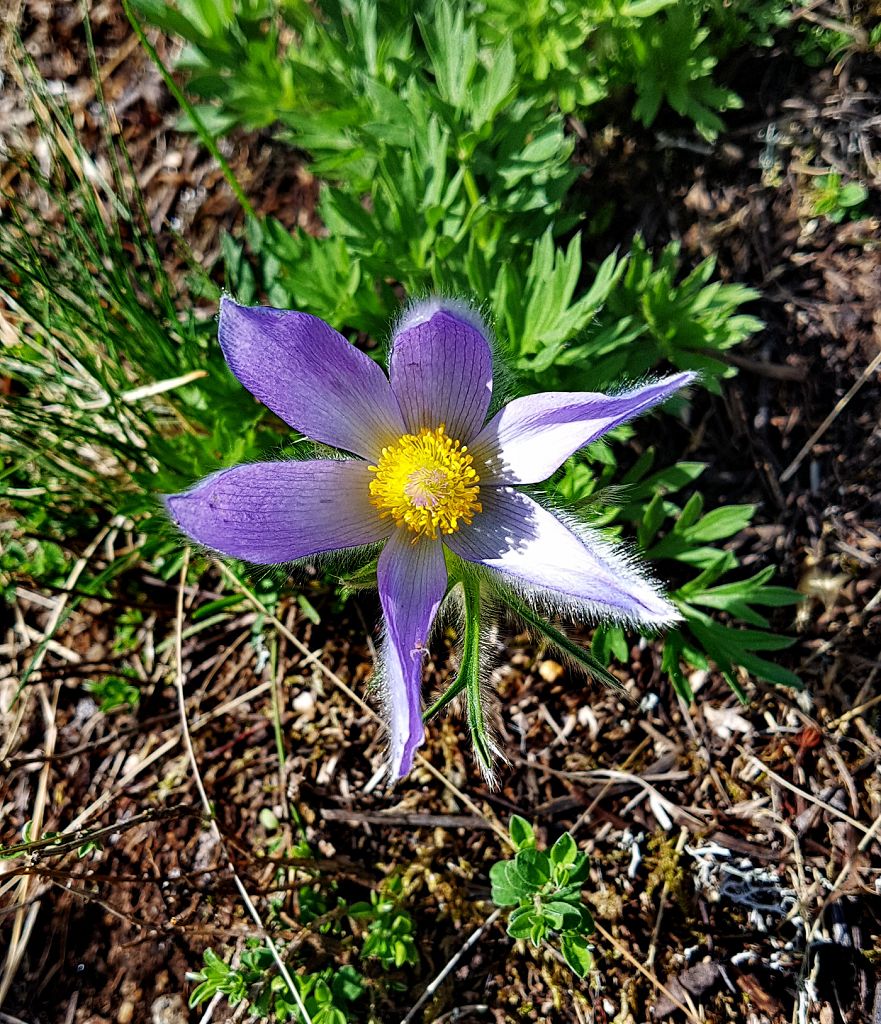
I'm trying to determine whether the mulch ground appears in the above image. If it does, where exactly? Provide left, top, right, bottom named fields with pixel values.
left=2, top=3, right=880, bottom=1023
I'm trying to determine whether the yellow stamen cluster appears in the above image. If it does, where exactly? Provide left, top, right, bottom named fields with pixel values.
left=368, top=425, right=482, bottom=540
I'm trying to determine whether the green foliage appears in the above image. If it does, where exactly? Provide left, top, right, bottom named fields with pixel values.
left=490, top=817, right=595, bottom=979
left=808, top=172, right=870, bottom=224
left=134, top=0, right=792, bottom=146
left=188, top=942, right=364, bottom=1023
left=0, top=533, right=69, bottom=604
left=577, top=237, right=762, bottom=390
left=495, top=234, right=762, bottom=392
left=111, top=609, right=146, bottom=654
left=702, top=0, right=790, bottom=50
left=85, top=674, right=141, bottom=713
left=129, top=0, right=292, bottom=135
left=349, top=879, right=420, bottom=969
left=624, top=3, right=742, bottom=138
left=558, top=453, right=803, bottom=699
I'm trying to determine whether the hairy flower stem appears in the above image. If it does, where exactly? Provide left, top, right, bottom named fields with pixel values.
left=461, top=579, right=494, bottom=773
left=422, top=576, right=481, bottom=724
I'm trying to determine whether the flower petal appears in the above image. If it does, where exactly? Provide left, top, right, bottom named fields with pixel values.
left=389, top=302, right=493, bottom=443
left=470, top=373, right=696, bottom=484
left=219, top=298, right=406, bottom=459
left=377, top=531, right=447, bottom=778
left=446, top=488, right=678, bottom=626
left=165, top=460, right=390, bottom=564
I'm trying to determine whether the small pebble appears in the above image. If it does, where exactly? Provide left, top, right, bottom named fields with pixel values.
left=538, top=659, right=564, bottom=683
left=151, top=993, right=188, bottom=1024
left=292, top=690, right=315, bottom=714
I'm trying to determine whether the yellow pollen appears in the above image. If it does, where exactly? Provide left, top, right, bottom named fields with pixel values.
left=368, top=424, right=482, bottom=540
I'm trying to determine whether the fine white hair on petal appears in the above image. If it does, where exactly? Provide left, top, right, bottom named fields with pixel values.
left=490, top=570, right=680, bottom=632
left=490, top=550, right=681, bottom=632
left=553, top=503, right=681, bottom=624
left=394, top=294, right=491, bottom=338
left=449, top=489, right=681, bottom=630
left=387, top=293, right=522, bottom=420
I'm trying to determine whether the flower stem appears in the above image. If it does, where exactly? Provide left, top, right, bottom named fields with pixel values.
left=422, top=575, right=479, bottom=723
left=461, top=577, right=494, bottom=773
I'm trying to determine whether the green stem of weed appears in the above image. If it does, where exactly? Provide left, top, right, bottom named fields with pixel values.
left=121, top=0, right=257, bottom=219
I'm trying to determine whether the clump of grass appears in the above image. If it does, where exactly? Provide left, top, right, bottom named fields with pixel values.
left=0, top=56, right=271, bottom=558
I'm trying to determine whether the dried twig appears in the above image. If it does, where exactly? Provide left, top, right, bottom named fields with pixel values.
left=593, top=922, right=703, bottom=1024
left=780, top=344, right=881, bottom=483
left=400, top=907, right=503, bottom=1024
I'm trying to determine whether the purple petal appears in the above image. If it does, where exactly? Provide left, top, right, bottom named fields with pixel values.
left=446, top=488, right=679, bottom=626
left=389, top=302, right=493, bottom=443
left=219, top=298, right=406, bottom=460
left=166, top=460, right=390, bottom=563
left=470, top=373, right=696, bottom=484
left=377, top=531, right=447, bottom=778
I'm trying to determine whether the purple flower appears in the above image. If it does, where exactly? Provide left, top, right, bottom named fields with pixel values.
left=166, top=298, right=694, bottom=778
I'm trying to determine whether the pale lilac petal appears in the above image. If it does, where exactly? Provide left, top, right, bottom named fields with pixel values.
left=165, top=460, right=390, bottom=564
left=470, top=373, right=696, bottom=484
left=219, top=298, right=406, bottom=459
left=377, top=531, right=447, bottom=778
left=389, top=303, right=493, bottom=443
left=446, top=488, right=678, bottom=626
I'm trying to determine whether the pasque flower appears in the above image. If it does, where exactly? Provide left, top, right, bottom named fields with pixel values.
left=166, top=298, right=693, bottom=778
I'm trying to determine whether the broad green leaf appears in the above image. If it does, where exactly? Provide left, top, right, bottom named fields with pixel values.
left=490, top=860, right=525, bottom=906
left=561, top=933, right=593, bottom=978
left=541, top=900, right=583, bottom=931
left=549, top=832, right=578, bottom=869
left=507, top=905, right=537, bottom=939
left=513, top=848, right=551, bottom=887
left=509, top=815, right=536, bottom=851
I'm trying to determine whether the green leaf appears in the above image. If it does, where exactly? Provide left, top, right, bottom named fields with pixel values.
left=509, top=815, right=536, bottom=851
left=459, top=575, right=495, bottom=775
left=541, top=900, right=583, bottom=931
left=549, top=832, right=578, bottom=869
left=513, top=848, right=551, bottom=887
left=623, top=0, right=678, bottom=15
left=561, top=933, right=593, bottom=978
left=490, top=860, right=525, bottom=906
left=638, top=490, right=667, bottom=548
left=686, top=504, right=756, bottom=542
left=331, top=966, right=364, bottom=1003
left=507, top=906, right=537, bottom=939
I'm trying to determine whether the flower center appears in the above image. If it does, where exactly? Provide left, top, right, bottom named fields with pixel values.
left=368, top=425, right=482, bottom=540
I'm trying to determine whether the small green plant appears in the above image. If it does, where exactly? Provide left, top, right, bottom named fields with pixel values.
left=625, top=3, right=743, bottom=139
left=110, top=609, right=146, bottom=655
left=349, top=878, right=420, bottom=969
left=188, top=943, right=364, bottom=1023
left=85, top=674, right=141, bottom=713
left=0, top=533, right=69, bottom=604
left=808, top=172, right=870, bottom=224
left=490, top=816, right=595, bottom=979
